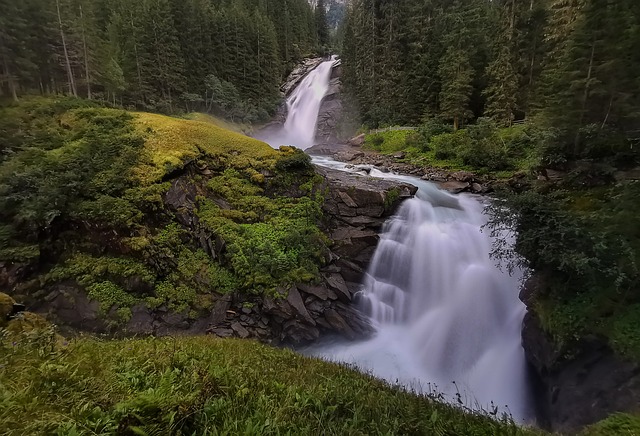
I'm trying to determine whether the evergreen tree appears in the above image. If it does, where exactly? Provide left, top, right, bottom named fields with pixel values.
left=438, top=47, right=474, bottom=131
left=315, top=0, right=329, bottom=48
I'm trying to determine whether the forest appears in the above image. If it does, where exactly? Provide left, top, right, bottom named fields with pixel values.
left=342, top=0, right=640, bottom=154
left=0, top=0, right=330, bottom=122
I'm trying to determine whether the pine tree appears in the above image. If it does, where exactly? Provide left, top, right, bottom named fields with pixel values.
left=438, top=47, right=474, bottom=130
left=315, top=0, right=329, bottom=48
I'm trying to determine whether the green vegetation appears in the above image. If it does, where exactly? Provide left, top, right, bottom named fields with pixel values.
left=364, top=121, right=537, bottom=176
left=0, top=330, right=541, bottom=436
left=0, top=0, right=326, bottom=122
left=488, top=183, right=640, bottom=359
left=0, top=97, right=327, bottom=323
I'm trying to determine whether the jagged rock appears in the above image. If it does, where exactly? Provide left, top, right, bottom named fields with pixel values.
left=323, top=273, right=351, bottom=303
left=323, top=309, right=356, bottom=340
left=231, top=322, right=250, bottom=339
left=452, top=171, right=474, bottom=182
left=287, top=286, right=316, bottom=326
left=210, top=328, right=234, bottom=338
left=298, top=283, right=335, bottom=301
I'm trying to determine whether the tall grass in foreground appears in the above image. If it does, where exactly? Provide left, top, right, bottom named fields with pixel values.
left=0, top=332, right=541, bottom=435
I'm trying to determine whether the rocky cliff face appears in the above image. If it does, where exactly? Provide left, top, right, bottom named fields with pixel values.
left=521, top=275, right=640, bottom=432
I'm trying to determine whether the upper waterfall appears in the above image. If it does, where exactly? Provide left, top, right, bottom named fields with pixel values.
left=259, top=56, right=337, bottom=149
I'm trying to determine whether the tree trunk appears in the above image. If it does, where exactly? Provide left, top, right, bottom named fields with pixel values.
left=454, top=116, right=459, bottom=131
left=130, top=11, right=144, bottom=103
left=2, top=54, right=18, bottom=101
left=79, top=4, right=91, bottom=99
left=574, top=39, right=596, bottom=154
left=56, top=0, right=77, bottom=97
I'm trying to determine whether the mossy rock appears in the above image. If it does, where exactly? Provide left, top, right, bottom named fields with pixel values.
left=0, top=292, right=16, bottom=327
left=6, top=312, right=50, bottom=335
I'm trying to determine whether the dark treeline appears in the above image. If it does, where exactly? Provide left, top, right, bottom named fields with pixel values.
left=342, top=0, right=640, bottom=156
left=0, top=0, right=329, bottom=121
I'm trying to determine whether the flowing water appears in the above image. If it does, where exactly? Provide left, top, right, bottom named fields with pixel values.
left=259, top=56, right=337, bottom=149
left=261, top=58, right=533, bottom=422
left=310, top=160, right=534, bottom=422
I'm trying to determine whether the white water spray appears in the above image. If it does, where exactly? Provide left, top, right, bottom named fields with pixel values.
left=309, top=160, right=533, bottom=423
left=260, top=57, right=336, bottom=149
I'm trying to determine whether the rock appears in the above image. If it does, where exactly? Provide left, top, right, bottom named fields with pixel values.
left=614, top=167, right=640, bottom=182
left=210, top=328, right=234, bottom=338
left=452, top=171, right=474, bottom=182
left=241, top=306, right=252, bottom=315
left=126, top=304, right=155, bottom=335
left=323, top=273, right=351, bottom=303
left=471, top=183, right=486, bottom=193
left=163, top=177, right=198, bottom=227
left=348, top=133, right=366, bottom=147
left=286, top=286, right=316, bottom=326
left=545, top=169, right=566, bottom=182
left=231, top=322, right=250, bottom=339
left=298, top=283, right=334, bottom=301
left=439, top=181, right=470, bottom=194
left=393, top=151, right=406, bottom=159
left=210, top=295, right=231, bottom=325
left=323, top=309, right=356, bottom=340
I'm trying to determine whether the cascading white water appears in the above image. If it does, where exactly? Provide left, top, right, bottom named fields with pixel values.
left=261, top=57, right=336, bottom=149
left=260, top=62, right=533, bottom=422
left=308, top=160, right=533, bottom=423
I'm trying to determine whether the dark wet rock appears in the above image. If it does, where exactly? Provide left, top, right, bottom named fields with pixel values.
left=287, top=286, right=316, bottom=326
left=521, top=273, right=640, bottom=433
left=324, top=308, right=356, bottom=340
left=231, top=322, right=250, bottom=339
left=126, top=304, right=155, bottom=335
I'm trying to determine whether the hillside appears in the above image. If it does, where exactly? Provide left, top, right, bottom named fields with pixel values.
left=0, top=315, right=539, bottom=436
left=0, top=97, right=330, bottom=334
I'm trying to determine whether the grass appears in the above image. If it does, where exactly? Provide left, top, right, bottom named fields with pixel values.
left=0, top=331, right=542, bottom=436
left=363, top=124, right=537, bottom=178
left=133, top=112, right=277, bottom=185
left=182, top=112, right=253, bottom=135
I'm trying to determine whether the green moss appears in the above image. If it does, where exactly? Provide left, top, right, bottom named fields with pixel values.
left=0, top=335, right=541, bottom=436
left=86, top=281, right=137, bottom=314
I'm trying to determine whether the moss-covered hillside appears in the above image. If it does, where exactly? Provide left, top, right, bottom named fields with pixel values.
left=0, top=97, right=326, bottom=329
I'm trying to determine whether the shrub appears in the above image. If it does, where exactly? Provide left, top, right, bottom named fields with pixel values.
left=431, top=130, right=468, bottom=160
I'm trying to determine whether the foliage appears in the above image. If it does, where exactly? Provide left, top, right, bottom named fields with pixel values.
left=0, top=334, right=542, bottom=436
left=341, top=0, right=640, bottom=168
left=487, top=183, right=640, bottom=358
left=1, top=0, right=321, bottom=121
left=0, top=98, right=326, bottom=321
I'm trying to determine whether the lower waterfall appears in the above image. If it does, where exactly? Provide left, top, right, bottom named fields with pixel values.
left=307, top=160, right=533, bottom=423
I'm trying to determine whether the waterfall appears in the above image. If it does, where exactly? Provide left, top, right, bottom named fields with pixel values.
left=262, top=61, right=533, bottom=422
left=260, top=57, right=336, bottom=149
left=308, top=160, right=533, bottom=423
